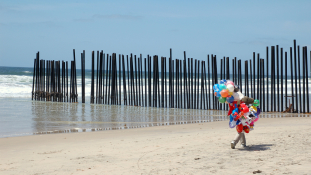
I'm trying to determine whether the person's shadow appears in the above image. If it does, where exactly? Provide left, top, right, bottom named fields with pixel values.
left=237, top=144, right=273, bottom=151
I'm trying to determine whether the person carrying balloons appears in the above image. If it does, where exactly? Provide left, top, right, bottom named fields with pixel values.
left=213, top=80, right=260, bottom=149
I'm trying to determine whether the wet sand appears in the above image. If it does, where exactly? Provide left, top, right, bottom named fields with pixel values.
left=0, top=116, right=310, bottom=174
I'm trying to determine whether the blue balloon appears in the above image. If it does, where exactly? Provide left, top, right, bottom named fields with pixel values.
left=229, top=108, right=240, bottom=128
left=220, top=79, right=227, bottom=84
left=226, top=96, right=234, bottom=103
left=215, top=90, right=221, bottom=97
left=256, top=107, right=261, bottom=115
left=213, top=84, right=220, bottom=91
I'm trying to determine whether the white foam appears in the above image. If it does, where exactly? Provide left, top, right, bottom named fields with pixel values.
left=0, top=74, right=310, bottom=99
left=0, top=75, right=33, bottom=98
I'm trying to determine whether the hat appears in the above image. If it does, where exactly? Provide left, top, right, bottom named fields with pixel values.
left=241, top=96, right=254, bottom=105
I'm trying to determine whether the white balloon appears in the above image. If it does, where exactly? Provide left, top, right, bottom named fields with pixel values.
left=233, top=93, right=240, bottom=101
left=237, top=91, right=245, bottom=100
left=227, top=84, right=234, bottom=92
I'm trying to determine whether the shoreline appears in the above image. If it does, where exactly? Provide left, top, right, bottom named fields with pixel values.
left=1, top=113, right=310, bottom=138
left=1, top=116, right=311, bottom=174
left=1, top=112, right=308, bottom=139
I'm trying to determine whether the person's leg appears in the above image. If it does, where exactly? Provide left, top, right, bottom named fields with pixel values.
left=231, top=124, right=244, bottom=149
left=240, top=132, right=246, bottom=146
left=231, top=132, right=242, bottom=149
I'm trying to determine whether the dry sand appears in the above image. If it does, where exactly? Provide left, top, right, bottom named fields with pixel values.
left=0, top=116, right=311, bottom=175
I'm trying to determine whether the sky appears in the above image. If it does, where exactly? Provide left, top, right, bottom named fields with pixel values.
left=1, top=0, right=311, bottom=69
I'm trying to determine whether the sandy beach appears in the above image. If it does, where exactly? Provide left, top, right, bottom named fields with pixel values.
left=0, top=116, right=310, bottom=175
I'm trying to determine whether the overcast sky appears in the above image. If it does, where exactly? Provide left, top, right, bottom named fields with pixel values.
left=1, top=0, right=311, bottom=68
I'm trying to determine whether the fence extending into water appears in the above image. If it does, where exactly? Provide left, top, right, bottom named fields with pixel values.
left=32, top=50, right=78, bottom=102
left=31, top=40, right=310, bottom=113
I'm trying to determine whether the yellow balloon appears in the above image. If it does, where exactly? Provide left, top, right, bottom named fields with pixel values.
left=228, top=91, right=233, bottom=96
left=250, top=106, right=257, bottom=113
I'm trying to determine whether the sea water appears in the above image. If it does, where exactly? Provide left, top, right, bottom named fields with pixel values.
left=0, top=66, right=310, bottom=138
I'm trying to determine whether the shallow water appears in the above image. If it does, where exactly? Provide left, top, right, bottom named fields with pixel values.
left=0, top=97, right=310, bottom=138
left=0, top=97, right=226, bottom=137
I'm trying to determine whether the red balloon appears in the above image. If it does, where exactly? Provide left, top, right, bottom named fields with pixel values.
left=236, top=124, right=243, bottom=133
left=243, top=126, right=250, bottom=133
left=240, top=103, right=249, bottom=113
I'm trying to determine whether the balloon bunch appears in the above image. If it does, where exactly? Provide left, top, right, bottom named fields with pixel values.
left=213, top=79, right=235, bottom=103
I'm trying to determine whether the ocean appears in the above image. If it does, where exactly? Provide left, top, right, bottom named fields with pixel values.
left=0, top=66, right=309, bottom=138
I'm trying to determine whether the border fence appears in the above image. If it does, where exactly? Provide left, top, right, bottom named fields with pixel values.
left=31, top=40, right=310, bottom=113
